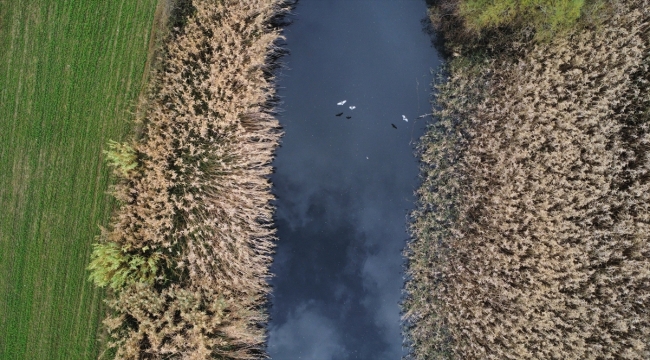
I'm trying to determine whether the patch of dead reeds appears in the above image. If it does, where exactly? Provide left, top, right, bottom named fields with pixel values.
left=90, top=0, right=288, bottom=358
left=405, top=1, right=650, bottom=358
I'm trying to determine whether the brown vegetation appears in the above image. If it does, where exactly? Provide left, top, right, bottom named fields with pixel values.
left=405, top=1, right=650, bottom=358
left=89, top=0, right=287, bottom=358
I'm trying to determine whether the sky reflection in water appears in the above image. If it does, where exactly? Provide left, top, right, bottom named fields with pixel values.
left=268, top=1, right=442, bottom=359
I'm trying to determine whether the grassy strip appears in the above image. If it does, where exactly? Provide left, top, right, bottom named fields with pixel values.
left=0, top=0, right=158, bottom=359
left=87, top=0, right=287, bottom=358
left=405, top=1, right=650, bottom=358
left=426, top=0, right=610, bottom=55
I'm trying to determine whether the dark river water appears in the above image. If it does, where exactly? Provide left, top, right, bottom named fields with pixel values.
left=268, top=1, right=442, bottom=359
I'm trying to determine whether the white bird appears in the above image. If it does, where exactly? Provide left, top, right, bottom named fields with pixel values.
left=337, top=100, right=347, bottom=105
left=402, top=115, right=408, bottom=122
left=349, top=106, right=356, bottom=110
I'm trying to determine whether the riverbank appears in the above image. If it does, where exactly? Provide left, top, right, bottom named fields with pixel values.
left=88, top=0, right=287, bottom=358
left=405, top=1, right=650, bottom=358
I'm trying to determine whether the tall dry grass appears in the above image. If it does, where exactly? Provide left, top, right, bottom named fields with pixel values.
left=405, top=1, right=650, bottom=358
left=90, top=0, right=287, bottom=358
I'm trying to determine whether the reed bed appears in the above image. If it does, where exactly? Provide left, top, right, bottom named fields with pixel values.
left=405, top=1, right=650, bottom=358
left=88, top=0, right=287, bottom=358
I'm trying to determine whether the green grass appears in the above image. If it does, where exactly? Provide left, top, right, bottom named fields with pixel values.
left=0, top=0, right=158, bottom=358
left=459, top=0, right=585, bottom=37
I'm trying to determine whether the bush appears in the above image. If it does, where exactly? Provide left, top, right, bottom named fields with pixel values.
left=459, top=0, right=585, bottom=38
left=425, top=0, right=609, bottom=56
left=103, top=140, right=138, bottom=177
left=88, top=241, right=166, bottom=290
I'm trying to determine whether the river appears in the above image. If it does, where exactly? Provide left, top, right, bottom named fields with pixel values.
left=268, top=1, right=442, bottom=358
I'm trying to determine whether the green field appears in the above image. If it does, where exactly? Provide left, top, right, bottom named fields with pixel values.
left=0, top=0, right=158, bottom=358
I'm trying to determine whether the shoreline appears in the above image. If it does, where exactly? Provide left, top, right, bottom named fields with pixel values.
left=90, top=1, right=288, bottom=358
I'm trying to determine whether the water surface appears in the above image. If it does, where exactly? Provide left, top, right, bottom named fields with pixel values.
left=268, top=1, right=442, bottom=358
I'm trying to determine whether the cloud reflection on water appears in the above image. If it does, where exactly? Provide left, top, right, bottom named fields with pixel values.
left=268, top=0, right=442, bottom=359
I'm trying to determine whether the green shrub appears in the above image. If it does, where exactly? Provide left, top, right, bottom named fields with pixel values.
left=103, top=140, right=138, bottom=177
left=459, top=0, right=585, bottom=38
left=426, top=0, right=606, bottom=55
left=88, top=242, right=166, bottom=290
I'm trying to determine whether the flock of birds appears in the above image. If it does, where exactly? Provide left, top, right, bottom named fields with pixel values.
left=335, top=100, right=409, bottom=129
left=335, top=100, right=353, bottom=119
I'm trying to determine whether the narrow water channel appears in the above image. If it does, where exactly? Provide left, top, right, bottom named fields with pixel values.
left=268, top=1, right=442, bottom=359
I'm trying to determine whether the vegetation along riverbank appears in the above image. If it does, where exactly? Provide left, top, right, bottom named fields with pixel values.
left=405, top=0, right=650, bottom=358
left=87, top=0, right=287, bottom=358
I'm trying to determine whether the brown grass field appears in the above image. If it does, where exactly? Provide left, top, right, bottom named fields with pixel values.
left=405, top=0, right=650, bottom=358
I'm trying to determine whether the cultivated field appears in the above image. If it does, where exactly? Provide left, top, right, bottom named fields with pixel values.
left=0, top=0, right=158, bottom=358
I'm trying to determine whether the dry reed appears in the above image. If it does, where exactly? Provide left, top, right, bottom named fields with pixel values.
left=405, top=1, right=650, bottom=358
left=91, top=0, right=288, bottom=358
